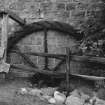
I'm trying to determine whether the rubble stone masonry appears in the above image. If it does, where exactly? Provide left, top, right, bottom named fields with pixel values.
left=2, top=0, right=103, bottom=28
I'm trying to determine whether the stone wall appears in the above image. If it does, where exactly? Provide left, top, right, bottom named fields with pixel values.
left=0, top=0, right=104, bottom=76
left=0, top=0, right=103, bottom=29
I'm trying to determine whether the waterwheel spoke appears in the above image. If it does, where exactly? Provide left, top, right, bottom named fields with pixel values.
left=44, top=29, right=49, bottom=70
left=66, top=48, right=71, bottom=96
left=52, top=59, right=65, bottom=71
left=14, top=46, right=38, bottom=68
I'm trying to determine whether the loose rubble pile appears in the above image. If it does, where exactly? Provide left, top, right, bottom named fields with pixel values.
left=16, top=87, right=105, bottom=105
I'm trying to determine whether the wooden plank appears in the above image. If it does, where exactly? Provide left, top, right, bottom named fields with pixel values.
left=11, top=50, right=65, bottom=60
left=71, top=55, right=105, bottom=64
left=26, top=52, right=65, bottom=59
left=71, top=74, right=105, bottom=81
left=11, top=64, right=105, bottom=81
left=24, top=52, right=105, bottom=64
left=12, top=50, right=105, bottom=64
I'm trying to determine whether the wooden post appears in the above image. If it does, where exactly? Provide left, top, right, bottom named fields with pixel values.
left=66, top=48, right=71, bottom=96
left=0, top=14, right=10, bottom=78
left=1, top=14, right=8, bottom=62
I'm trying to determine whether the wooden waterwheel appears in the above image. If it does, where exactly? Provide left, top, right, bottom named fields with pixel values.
left=1, top=10, right=105, bottom=92
left=7, top=21, right=83, bottom=77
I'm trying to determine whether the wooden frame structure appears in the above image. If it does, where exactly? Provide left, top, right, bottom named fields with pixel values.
left=0, top=10, right=105, bottom=94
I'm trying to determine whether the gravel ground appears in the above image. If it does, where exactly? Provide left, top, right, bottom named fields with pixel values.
left=0, top=78, right=51, bottom=105
left=0, top=77, right=104, bottom=105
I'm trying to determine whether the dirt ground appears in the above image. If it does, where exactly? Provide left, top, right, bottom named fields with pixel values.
left=0, top=75, right=104, bottom=105
left=0, top=78, right=52, bottom=105
left=0, top=75, right=95, bottom=105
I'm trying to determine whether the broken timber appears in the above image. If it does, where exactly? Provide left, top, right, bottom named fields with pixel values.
left=0, top=9, right=26, bottom=26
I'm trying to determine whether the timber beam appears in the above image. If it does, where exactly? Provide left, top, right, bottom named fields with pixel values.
left=11, top=50, right=105, bottom=64
left=0, top=9, right=26, bottom=26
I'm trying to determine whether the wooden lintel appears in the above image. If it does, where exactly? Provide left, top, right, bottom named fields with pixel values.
left=0, top=9, right=26, bottom=26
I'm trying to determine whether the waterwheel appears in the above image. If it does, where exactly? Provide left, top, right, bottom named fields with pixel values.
left=7, top=21, right=83, bottom=77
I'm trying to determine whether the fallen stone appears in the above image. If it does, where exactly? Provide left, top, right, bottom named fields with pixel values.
left=95, top=99, right=105, bottom=105
left=65, top=95, right=84, bottom=105
left=28, top=88, right=42, bottom=96
left=0, top=61, right=10, bottom=73
left=92, top=97, right=105, bottom=105
left=54, top=91, right=66, bottom=104
left=70, top=89, right=92, bottom=104
left=96, top=88, right=105, bottom=100
left=80, top=92, right=90, bottom=103
left=41, top=87, right=57, bottom=96
left=48, top=97, right=56, bottom=104
left=42, top=95, right=52, bottom=100
left=70, top=89, right=81, bottom=98
left=17, top=88, right=28, bottom=95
